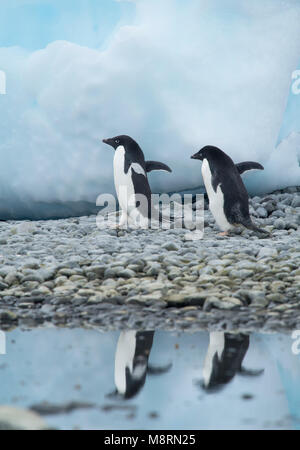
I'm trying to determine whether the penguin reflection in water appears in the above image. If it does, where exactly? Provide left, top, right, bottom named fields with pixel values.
left=201, top=332, right=264, bottom=392
left=103, top=135, right=172, bottom=228
left=109, top=331, right=172, bottom=399
left=191, top=145, right=269, bottom=237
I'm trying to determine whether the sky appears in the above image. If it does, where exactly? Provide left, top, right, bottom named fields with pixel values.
left=0, top=0, right=299, bottom=209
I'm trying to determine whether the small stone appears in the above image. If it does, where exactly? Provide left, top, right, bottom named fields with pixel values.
left=256, top=207, right=268, bottom=218
left=118, top=269, right=136, bottom=279
left=33, top=286, right=51, bottom=296
left=203, top=296, right=242, bottom=311
left=263, top=201, right=277, bottom=214
left=54, top=276, right=68, bottom=286
left=40, top=304, right=54, bottom=314
left=4, top=272, right=19, bottom=286
left=230, top=269, right=254, bottom=279
left=274, top=219, right=285, bottom=230
left=249, top=292, right=269, bottom=307
left=291, top=196, right=300, bottom=208
left=0, top=281, right=9, bottom=291
left=88, top=295, right=104, bottom=304
left=22, top=258, right=40, bottom=270
left=22, top=274, right=44, bottom=283
left=257, top=247, right=278, bottom=259
left=247, top=291, right=266, bottom=303
left=0, top=406, right=49, bottom=430
left=0, top=311, right=17, bottom=321
left=17, top=222, right=36, bottom=234
left=84, top=265, right=106, bottom=277
left=162, top=242, right=180, bottom=251
left=36, top=267, right=57, bottom=282
left=266, top=293, right=285, bottom=303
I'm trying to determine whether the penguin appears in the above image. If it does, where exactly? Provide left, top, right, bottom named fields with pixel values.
left=201, top=332, right=264, bottom=392
left=113, top=331, right=154, bottom=399
left=191, top=145, right=269, bottom=236
left=102, top=135, right=171, bottom=228
left=110, top=330, right=172, bottom=400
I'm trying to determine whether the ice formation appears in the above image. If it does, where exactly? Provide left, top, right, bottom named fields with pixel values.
left=0, top=0, right=300, bottom=218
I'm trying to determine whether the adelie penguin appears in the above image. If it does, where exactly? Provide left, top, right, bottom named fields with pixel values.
left=103, top=135, right=172, bottom=228
left=201, top=332, right=264, bottom=392
left=110, top=331, right=172, bottom=399
left=191, top=145, right=269, bottom=236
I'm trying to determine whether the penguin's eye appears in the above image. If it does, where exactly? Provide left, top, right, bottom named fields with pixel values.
left=115, top=139, right=120, bottom=144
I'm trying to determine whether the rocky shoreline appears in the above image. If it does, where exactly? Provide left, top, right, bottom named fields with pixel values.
left=0, top=186, right=299, bottom=332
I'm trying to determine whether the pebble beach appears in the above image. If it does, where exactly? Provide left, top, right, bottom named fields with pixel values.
left=0, top=186, right=299, bottom=333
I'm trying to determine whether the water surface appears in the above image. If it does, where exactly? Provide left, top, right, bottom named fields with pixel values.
left=0, top=328, right=299, bottom=430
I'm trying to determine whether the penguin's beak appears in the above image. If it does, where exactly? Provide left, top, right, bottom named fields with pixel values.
left=191, top=152, right=202, bottom=161
left=102, top=138, right=114, bottom=148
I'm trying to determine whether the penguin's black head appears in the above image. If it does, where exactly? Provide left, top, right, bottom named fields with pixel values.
left=102, top=135, right=134, bottom=150
left=191, top=146, right=218, bottom=161
left=191, top=149, right=204, bottom=161
left=191, top=145, right=230, bottom=163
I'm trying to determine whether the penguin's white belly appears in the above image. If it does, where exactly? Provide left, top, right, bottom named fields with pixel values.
left=203, top=332, right=225, bottom=387
left=113, top=146, right=136, bottom=213
left=114, top=331, right=137, bottom=394
left=201, top=159, right=232, bottom=231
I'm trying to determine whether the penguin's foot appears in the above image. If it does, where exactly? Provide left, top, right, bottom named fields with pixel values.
left=218, top=231, right=229, bottom=237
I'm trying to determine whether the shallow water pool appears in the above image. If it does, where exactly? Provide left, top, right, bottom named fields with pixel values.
left=0, top=328, right=300, bottom=430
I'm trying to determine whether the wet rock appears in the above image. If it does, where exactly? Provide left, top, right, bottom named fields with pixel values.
left=203, top=296, right=242, bottom=311
left=0, top=311, right=17, bottom=321
left=0, top=406, right=50, bottom=430
left=30, top=401, right=94, bottom=416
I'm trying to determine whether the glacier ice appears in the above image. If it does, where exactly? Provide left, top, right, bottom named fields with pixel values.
left=0, top=0, right=300, bottom=218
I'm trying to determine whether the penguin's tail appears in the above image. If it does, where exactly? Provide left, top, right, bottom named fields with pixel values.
left=241, top=218, right=271, bottom=237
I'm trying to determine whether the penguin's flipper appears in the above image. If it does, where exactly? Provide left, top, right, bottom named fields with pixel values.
left=235, top=161, right=264, bottom=175
left=147, top=362, right=173, bottom=375
left=238, top=367, right=265, bottom=377
left=105, top=389, right=122, bottom=399
left=145, top=161, right=172, bottom=173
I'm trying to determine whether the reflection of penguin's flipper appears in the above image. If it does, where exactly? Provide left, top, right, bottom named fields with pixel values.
left=235, top=161, right=264, bottom=175
left=238, top=367, right=265, bottom=377
left=146, top=161, right=172, bottom=173
left=106, top=389, right=122, bottom=399
left=147, top=363, right=172, bottom=375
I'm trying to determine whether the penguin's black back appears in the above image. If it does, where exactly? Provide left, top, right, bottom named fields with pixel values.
left=121, top=135, right=147, bottom=173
